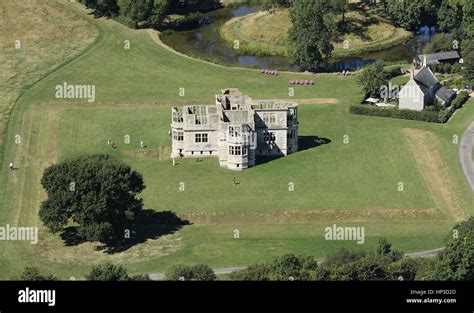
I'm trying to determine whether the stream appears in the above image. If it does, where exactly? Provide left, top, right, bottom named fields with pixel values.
left=161, top=6, right=438, bottom=72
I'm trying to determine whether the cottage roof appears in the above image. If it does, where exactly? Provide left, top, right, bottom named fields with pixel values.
left=418, top=51, right=460, bottom=65
left=414, top=67, right=438, bottom=95
left=435, top=86, right=456, bottom=102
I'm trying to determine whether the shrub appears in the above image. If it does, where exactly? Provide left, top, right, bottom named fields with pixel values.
left=173, top=12, right=205, bottom=30
left=86, top=262, right=130, bottom=281
left=349, top=105, right=440, bottom=123
left=450, top=91, right=470, bottom=110
left=385, top=66, right=403, bottom=78
left=161, top=29, right=176, bottom=37
left=16, top=267, right=58, bottom=281
left=114, top=15, right=137, bottom=29
left=165, top=264, right=216, bottom=281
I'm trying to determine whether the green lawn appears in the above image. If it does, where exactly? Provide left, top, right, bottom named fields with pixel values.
left=0, top=0, right=472, bottom=280
left=220, top=8, right=413, bottom=57
left=0, top=0, right=96, bottom=161
left=58, top=104, right=435, bottom=213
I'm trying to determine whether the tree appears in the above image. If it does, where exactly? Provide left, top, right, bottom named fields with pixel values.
left=332, top=0, right=349, bottom=24
left=151, top=0, right=170, bottom=24
left=230, top=254, right=318, bottom=281
left=387, top=258, right=424, bottom=281
left=386, top=0, right=441, bottom=31
left=435, top=217, right=474, bottom=280
left=118, top=0, right=154, bottom=27
left=188, top=264, right=216, bottom=281
left=325, top=247, right=367, bottom=265
left=263, top=0, right=292, bottom=14
left=86, top=262, right=130, bottom=281
left=39, top=155, right=145, bottom=244
left=165, top=264, right=216, bottom=281
left=436, top=0, right=474, bottom=50
left=288, top=0, right=337, bottom=71
left=356, top=63, right=389, bottom=97
left=166, top=265, right=194, bottom=281
left=229, top=263, right=271, bottom=281
left=353, top=255, right=390, bottom=281
left=422, top=33, right=455, bottom=54
left=464, top=40, right=474, bottom=81
left=17, top=267, right=58, bottom=281
left=376, top=238, right=392, bottom=255
left=81, top=0, right=120, bottom=18
left=438, top=0, right=463, bottom=36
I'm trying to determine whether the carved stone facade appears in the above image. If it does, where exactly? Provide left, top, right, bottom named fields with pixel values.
left=171, top=89, right=299, bottom=171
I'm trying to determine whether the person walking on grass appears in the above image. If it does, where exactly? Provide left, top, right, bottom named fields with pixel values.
left=9, top=162, right=14, bottom=171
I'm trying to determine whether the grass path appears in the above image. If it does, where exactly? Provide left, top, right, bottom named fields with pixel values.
left=403, top=128, right=466, bottom=221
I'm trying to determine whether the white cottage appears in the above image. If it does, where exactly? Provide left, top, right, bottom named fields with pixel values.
left=399, top=59, right=456, bottom=111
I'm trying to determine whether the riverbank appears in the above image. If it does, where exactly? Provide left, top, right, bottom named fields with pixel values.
left=219, top=8, right=413, bottom=58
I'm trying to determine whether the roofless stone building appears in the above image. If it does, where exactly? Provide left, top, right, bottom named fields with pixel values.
left=171, top=89, right=299, bottom=171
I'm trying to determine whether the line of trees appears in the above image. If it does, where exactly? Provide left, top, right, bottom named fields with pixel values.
left=79, top=0, right=169, bottom=27
left=231, top=218, right=474, bottom=281
left=384, top=0, right=473, bottom=51
left=79, top=0, right=222, bottom=28
left=16, top=263, right=150, bottom=281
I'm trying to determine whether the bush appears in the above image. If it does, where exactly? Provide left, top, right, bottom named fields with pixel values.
left=161, top=29, right=175, bottom=37
left=165, top=264, right=216, bottom=281
left=172, top=12, right=205, bottom=30
left=114, top=15, right=137, bottom=29
left=385, top=66, right=403, bottom=79
left=16, top=267, right=58, bottom=281
left=432, top=63, right=451, bottom=74
left=86, top=262, right=130, bottom=281
left=349, top=105, right=441, bottom=123
left=451, top=91, right=470, bottom=110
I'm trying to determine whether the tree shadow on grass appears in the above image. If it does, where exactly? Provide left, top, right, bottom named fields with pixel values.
left=60, top=210, right=191, bottom=254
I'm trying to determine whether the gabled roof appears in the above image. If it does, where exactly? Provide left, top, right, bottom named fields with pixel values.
left=399, top=79, right=424, bottom=99
left=435, top=87, right=456, bottom=102
left=418, top=51, right=460, bottom=65
left=401, top=66, right=456, bottom=104
left=414, top=67, right=438, bottom=96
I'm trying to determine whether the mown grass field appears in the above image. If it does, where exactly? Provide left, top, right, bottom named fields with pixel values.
left=0, top=1, right=472, bottom=279
left=219, top=8, right=413, bottom=57
left=0, top=0, right=97, bottom=158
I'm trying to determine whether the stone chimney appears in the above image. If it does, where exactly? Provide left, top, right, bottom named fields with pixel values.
left=411, top=58, right=417, bottom=79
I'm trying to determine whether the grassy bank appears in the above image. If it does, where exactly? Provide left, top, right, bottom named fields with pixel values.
left=0, top=0, right=97, bottom=160
left=220, top=9, right=413, bottom=58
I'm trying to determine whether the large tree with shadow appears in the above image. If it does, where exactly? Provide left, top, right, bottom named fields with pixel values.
left=39, top=154, right=145, bottom=246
